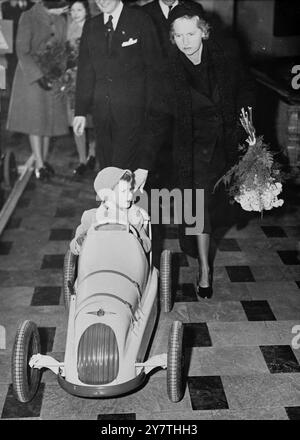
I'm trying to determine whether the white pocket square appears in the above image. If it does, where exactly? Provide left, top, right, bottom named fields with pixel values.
left=122, top=38, right=138, bottom=47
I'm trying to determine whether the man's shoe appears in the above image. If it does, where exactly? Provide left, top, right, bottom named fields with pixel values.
left=44, top=162, right=55, bottom=176
left=86, top=155, right=96, bottom=170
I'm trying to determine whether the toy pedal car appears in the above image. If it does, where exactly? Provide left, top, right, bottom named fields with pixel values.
left=11, top=218, right=184, bottom=403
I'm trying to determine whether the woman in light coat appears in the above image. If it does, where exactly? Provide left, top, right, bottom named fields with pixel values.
left=6, top=0, right=69, bottom=180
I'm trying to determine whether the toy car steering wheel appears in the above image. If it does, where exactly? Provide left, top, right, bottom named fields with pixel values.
left=94, top=219, right=139, bottom=237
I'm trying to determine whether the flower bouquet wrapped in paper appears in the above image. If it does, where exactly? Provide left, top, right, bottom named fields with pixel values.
left=55, top=39, right=80, bottom=109
left=34, top=37, right=67, bottom=89
left=215, top=107, right=284, bottom=212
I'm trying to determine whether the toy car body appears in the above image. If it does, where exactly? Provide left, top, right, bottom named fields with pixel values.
left=12, top=219, right=184, bottom=403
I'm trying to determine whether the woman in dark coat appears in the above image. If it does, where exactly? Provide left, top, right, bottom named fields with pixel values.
left=6, top=1, right=69, bottom=180
left=163, top=3, right=255, bottom=297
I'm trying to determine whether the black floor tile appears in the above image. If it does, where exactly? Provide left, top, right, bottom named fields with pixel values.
left=49, top=229, right=73, bottom=241
left=187, top=376, right=229, bottom=410
left=38, top=327, right=56, bottom=353
left=41, top=254, right=64, bottom=269
left=217, top=238, right=241, bottom=252
left=261, top=226, right=287, bottom=238
left=61, top=189, right=79, bottom=199
left=285, top=406, right=300, bottom=420
left=1, top=383, right=45, bottom=419
left=17, top=197, right=30, bottom=208
left=260, top=345, right=300, bottom=373
left=97, top=413, right=136, bottom=420
left=24, top=179, right=36, bottom=192
left=277, top=251, right=300, bottom=265
left=6, top=217, right=22, bottom=229
left=175, top=283, right=197, bottom=302
left=241, top=300, right=276, bottom=321
left=225, top=266, right=255, bottom=282
left=0, top=241, right=12, bottom=255
left=31, top=286, right=61, bottom=306
left=173, top=252, right=189, bottom=267
left=184, top=323, right=212, bottom=347
left=55, top=207, right=76, bottom=218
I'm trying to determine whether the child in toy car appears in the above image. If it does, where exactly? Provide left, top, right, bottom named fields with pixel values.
left=70, top=167, right=151, bottom=254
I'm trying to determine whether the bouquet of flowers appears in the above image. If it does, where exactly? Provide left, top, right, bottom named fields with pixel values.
left=55, top=39, right=80, bottom=109
left=34, top=37, right=67, bottom=89
left=214, top=107, right=284, bottom=213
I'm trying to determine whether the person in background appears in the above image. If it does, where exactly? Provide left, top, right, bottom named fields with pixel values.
left=153, top=2, right=255, bottom=298
left=67, top=0, right=96, bottom=177
left=6, top=0, right=69, bottom=180
left=73, top=0, right=164, bottom=193
left=1, top=0, right=34, bottom=92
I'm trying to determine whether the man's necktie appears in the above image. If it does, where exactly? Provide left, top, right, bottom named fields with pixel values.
left=105, top=15, right=114, bottom=56
left=167, top=5, right=173, bottom=17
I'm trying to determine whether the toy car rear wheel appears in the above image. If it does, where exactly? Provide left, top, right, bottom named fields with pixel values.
left=63, top=250, right=77, bottom=310
left=167, top=320, right=184, bottom=403
left=160, top=249, right=172, bottom=312
left=3, top=149, right=18, bottom=190
left=11, top=320, right=41, bottom=403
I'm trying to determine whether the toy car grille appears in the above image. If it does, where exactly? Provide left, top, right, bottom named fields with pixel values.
left=77, top=323, right=119, bottom=385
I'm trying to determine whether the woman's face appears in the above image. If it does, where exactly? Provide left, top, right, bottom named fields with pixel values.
left=70, top=2, right=86, bottom=23
left=173, top=17, right=204, bottom=58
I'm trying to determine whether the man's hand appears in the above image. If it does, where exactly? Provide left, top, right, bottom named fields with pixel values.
left=134, top=169, right=148, bottom=193
left=73, top=116, right=86, bottom=137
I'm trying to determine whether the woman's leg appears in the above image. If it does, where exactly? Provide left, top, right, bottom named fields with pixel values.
left=29, top=134, right=44, bottom=169
left=87, top=129, right=96, bottom=157
left=74, top=131, right=87, bottom=164
left=42, top=136, right=50, bottom=161
left=196, top=233, right=210, bottom=287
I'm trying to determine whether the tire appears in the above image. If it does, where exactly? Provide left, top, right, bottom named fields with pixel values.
left=167, top=320, right=184, bottom=403
left=160, top=249, right=172, bottom=312
left=11, top=320, right=41, bottom=403
left=63, top=249, right=77, bottom=311
left=3, top=149, right=18, bottom=190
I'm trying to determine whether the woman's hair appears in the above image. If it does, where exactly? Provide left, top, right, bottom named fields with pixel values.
left=170, top=15, right=210, bottom=43
left=69, top=0, right=90, bottom=18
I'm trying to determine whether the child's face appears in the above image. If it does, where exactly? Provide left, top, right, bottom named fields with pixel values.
left=113, top=180, right=133, bottom=210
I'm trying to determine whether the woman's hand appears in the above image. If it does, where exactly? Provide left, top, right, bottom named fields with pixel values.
left=73, top=116, right=86, bottom=136
left=37, top=76, right=53, bottom=91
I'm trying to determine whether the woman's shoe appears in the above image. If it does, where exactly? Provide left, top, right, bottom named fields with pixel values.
left=73, top=163, right=87, bottom=176
left=35, top=167, right=50, bottom=181
left=86, top=155, right=96, bottom=170
left=44, top=161, right=55, bottom=176
left=196, top=272, right=213, bottom=299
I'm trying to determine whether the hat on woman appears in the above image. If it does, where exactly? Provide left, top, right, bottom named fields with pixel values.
left=168, top=1, right=206, bottom=26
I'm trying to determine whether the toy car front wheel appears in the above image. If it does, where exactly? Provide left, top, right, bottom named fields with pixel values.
left=12, top=320, right=42, bottom=403
left=167, top=320, right=184, bottom=403
left=63, top=249, right=77, bottom=310
left=160, top=249, right=172, bottom=312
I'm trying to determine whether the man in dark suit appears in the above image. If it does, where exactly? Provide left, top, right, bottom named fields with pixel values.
left=74, top=0, right=164, bottom=191
left=142, top=0, right=179, bottom=56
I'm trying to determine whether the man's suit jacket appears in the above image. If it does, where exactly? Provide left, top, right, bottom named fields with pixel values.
left=142, top=0, right=170, bottom=56
left=75, top=4, right=164, bottom=171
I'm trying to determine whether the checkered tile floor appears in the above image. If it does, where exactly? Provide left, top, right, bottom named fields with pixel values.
left=0, top=135, right=300, bottom=420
